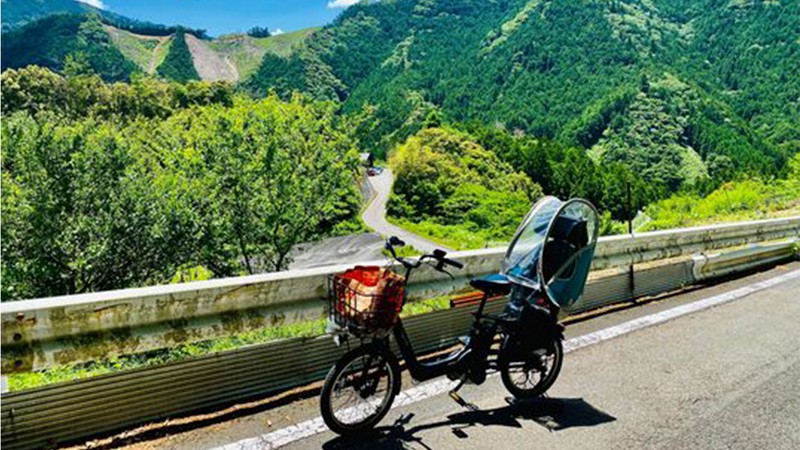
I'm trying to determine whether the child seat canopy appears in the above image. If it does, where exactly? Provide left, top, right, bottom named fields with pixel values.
left=503, top=197, right=598, bottom=308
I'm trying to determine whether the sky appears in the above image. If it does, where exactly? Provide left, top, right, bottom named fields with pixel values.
left=79, top=0, right=362, bottom=36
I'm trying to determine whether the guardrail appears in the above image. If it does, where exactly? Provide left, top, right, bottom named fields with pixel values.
left=3, top=216, right=798, bottom=373
left=1, top=217, right=798, bottom=450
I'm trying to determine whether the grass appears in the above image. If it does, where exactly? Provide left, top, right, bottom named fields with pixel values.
left=382, top=243, right=423, bottom=258
left=388, top=217, right=507, bottom=250
left=389, top=175, right=800, bottom=250
left=151, top=36, right=172, bottom=73
left=6, top=291, right=459, bottom=392
left=642, top=178, right=800, bottom=231
left=252, top=28, right=319, bottom=57
left=209, top=28, right=319, bottom=80
left=105, top=25, right=165, bottom=73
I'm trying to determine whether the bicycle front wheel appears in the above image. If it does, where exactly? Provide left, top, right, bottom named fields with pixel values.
left=320, top=344, right=400, bottom=435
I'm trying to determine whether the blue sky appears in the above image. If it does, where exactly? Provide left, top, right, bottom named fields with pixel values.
left=83, top=1, right=361, bottom=36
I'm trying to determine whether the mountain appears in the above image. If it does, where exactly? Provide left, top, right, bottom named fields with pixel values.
left=1, top=0, right=96, bottom=31
left=1, top=13, right=139, bottom=82
left=3, top=0, right=796, bottom=193
left=246, top=0, right=798, bottom=192
left=1, top=0, right=191, bottom=34
left=1, top=7, right=315, bottom=83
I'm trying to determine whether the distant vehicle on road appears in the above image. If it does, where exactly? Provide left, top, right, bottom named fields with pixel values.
left=367, top=166, right=384, bottom=176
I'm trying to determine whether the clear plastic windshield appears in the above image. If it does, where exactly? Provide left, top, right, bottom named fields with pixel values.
left=542, top=199, right=599, bottom=308
left=502, top=196, right=563, bottom=289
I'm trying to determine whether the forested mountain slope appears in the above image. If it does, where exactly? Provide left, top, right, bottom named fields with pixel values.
left=1, top=0, right=95, bottom=31
left=1, top=14, right=139, bottom=82
left=248, top=0, right=797, bottom=192
left=1, top=10, right=313, bottom=83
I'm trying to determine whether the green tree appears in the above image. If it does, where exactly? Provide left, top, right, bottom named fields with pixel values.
left=388, top=127, right=541, bottom=248
left=1, top=95, right=362, bottom=300
left=156, top=30, right=200, bottom=82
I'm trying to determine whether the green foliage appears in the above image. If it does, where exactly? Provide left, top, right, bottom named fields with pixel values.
left=381, top=244, right=422, bottom=259
left=2, top=0, right=96, bottom=32
left=560, top=86, right=637, bottom=149
left=105, top=26, right=166, bottom=73
left=155, top=31, right=199, bottom=82
left=247, top=26, right=271, bottom=38
left=387, top=127, right=541, bottom=249
left=643, top=176, right=800, bottom=231
left=246, top=0, right=798, bottom=195
left=1, top=66, right=234, bottom=120
left=1, top=13, right=138, bottom=82
left=656, top=0, right=800, bottom=150
left=462, top=122, right=659, bottom=223
left=1, top=92, right=362, bottom=300
left=170, top=265, right=214, bottom=284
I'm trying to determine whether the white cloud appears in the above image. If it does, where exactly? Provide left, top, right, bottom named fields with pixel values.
left=327, top=0, right=361, bottom=9
left=272, top=28, right=285, bottom=35
left=77, top=0, right=106, bottom=9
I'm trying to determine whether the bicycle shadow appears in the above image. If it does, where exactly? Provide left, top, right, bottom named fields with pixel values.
left=322, top=396, right=616, bottom=450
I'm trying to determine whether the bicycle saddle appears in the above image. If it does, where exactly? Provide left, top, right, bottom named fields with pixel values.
left=470, top=273, right=512, bottom=296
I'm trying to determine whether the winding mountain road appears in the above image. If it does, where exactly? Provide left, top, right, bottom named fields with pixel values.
left=361, top=169, right=451, bottom=253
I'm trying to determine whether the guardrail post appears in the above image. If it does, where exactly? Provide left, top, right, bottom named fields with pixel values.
left=625, top=182, right=636, bottom=301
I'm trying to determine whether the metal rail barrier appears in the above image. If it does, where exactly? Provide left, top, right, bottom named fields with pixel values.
left=0, top=217, right=798, bottom=449
left=3, top=216, right=798, bottom=373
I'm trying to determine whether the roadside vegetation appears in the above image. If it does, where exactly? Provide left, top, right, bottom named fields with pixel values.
left=385, top=124, right=800, bottom=250
left=6, top=294, right=453, bottom=392
left=387, top=127, right=539, bottom=250
left=642, top=157, right=800, bottom=231
left=1, top=68, right=363, bottom=301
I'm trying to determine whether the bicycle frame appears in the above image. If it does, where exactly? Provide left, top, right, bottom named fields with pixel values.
left=337, top=240, right=546, bottom=385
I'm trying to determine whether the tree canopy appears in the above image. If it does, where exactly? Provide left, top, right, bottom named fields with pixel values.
left=1, top=73, right=362, bottom=300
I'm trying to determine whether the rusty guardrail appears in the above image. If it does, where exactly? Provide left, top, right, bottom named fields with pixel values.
left=3, top=216, right=798, bottom=373
left=0, top=217, right=798, bottom=449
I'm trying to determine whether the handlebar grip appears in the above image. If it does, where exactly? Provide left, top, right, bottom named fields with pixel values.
left=444, top=258, right=464, bottom=269
left=388, top=236, right=406, bottom=247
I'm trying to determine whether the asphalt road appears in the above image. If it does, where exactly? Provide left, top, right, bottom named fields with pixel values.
left=361, top=169, right=451, bottom=253
left=288, top=169, right=448, bottom=269
left=288, top=233, right=385, bottom=269
left=283, top=267, right=800, bottom=450
left=81, top=263, right=800, bottom=450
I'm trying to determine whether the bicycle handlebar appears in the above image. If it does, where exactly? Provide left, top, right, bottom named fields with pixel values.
left=442, top=257, right=464, bottom=269
left=385, top=236, right=463, bottom=274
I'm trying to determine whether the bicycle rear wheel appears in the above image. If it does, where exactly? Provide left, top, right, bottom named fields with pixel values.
left=500, top=337, right=563, bottom=399
left=320, top=344, right=400, bottom=435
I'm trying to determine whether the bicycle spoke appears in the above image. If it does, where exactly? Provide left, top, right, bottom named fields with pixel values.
left=329, top=354, right=393, bottom=426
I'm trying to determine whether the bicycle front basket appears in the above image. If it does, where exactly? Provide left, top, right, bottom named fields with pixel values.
left=328, top=266, right=405, bottom=335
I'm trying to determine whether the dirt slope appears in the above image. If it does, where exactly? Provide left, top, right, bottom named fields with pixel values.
left=184, top=33, right=238, bottom=82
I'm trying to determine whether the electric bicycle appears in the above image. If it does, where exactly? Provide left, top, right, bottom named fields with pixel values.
left=319, top=197, right=599, bottom=435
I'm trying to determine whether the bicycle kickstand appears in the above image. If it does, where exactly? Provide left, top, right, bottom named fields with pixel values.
left=448, top=376, right=478, bottom=411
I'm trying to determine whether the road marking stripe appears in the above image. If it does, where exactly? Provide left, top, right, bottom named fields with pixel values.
left=213, top=268, right=800, bottom=450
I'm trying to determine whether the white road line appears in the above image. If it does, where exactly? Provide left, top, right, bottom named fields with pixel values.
left=213, top=269, right=800, bottom=450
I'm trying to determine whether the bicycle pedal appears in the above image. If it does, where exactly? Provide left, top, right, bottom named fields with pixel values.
left=449, top=390, right=466, bottom=405
left=448, top=390, right=479, bottom=411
